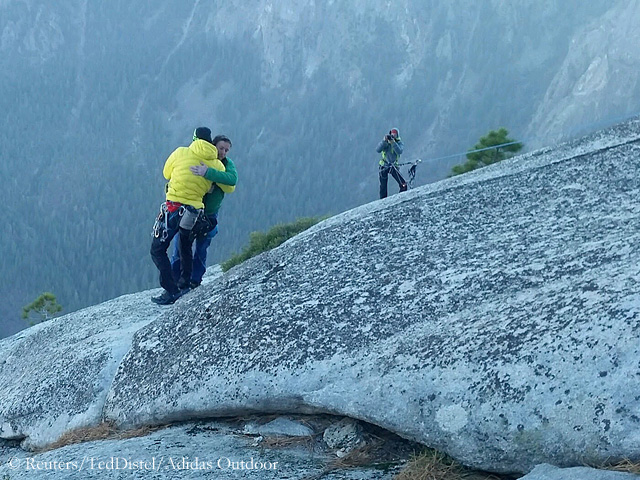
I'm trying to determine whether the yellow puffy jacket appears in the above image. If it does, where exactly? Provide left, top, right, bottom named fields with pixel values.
left=163, top=140, right=233, bottom=209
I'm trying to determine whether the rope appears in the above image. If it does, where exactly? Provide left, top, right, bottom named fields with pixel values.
left=424, top=141, right=522, bottom=164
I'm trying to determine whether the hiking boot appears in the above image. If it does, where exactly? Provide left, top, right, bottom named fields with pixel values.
left=176, top=279, right=191, bottom=296
left=151, top=290, right=181, bottom=305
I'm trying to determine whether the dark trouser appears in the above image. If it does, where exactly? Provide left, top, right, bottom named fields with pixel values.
left=379, top=164, right=407, bottom=199
left=150, top=209, right=196, bottom=295
left=171, top=214, right=219, bottom=284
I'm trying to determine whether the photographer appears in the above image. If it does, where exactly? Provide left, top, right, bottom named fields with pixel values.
left=376, top=127, right=407, bottom=199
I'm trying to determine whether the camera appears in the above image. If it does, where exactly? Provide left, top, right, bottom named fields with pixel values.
left=385, top=134, right=393, bottom=142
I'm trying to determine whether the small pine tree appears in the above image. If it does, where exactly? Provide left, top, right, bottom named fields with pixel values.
left=22, top=292, right=63, bottom=325
left=221, top=216, right=327, bottom=272
left=451, top=127, right=523, bottom=176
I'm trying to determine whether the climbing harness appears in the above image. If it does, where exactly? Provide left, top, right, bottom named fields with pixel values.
left=190, top=211, right=217, bottom=240
left=152, top=202, right=170, bottom=242
left=152, top=202, right=191, bottom=242
left=153, top=201, right=205, bottom=243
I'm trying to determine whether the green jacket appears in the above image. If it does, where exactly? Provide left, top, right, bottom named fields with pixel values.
left=203, top=157, right=237, bottom=216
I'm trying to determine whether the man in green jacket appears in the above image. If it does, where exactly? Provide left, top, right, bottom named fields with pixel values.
left=171, top=134, right=237, bottom=288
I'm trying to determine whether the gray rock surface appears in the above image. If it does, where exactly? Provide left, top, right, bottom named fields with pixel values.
left=2, top=121, right=640, bottom=474
left=242, top=416, right=314, bottom=437
left=0, top=270, right=221, bottom=450
left=0, top=420, right=401, bottom=479
left=520, top=463, right=639, bottom=480
left=323, top=418, right=365, bottom=457
left=104, top=119, right=640, bottom=473
left=0, top=290, right=161, bottom=449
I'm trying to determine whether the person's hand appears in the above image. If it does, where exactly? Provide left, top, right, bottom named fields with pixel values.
left=190, top=162, right=208, bottom=177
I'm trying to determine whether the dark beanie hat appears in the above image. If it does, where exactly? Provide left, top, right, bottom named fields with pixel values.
left=193, top=127, right=213, bottom=144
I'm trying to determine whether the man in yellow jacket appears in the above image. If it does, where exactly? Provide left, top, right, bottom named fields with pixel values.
left=150, top=127, right=234, bottom=305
